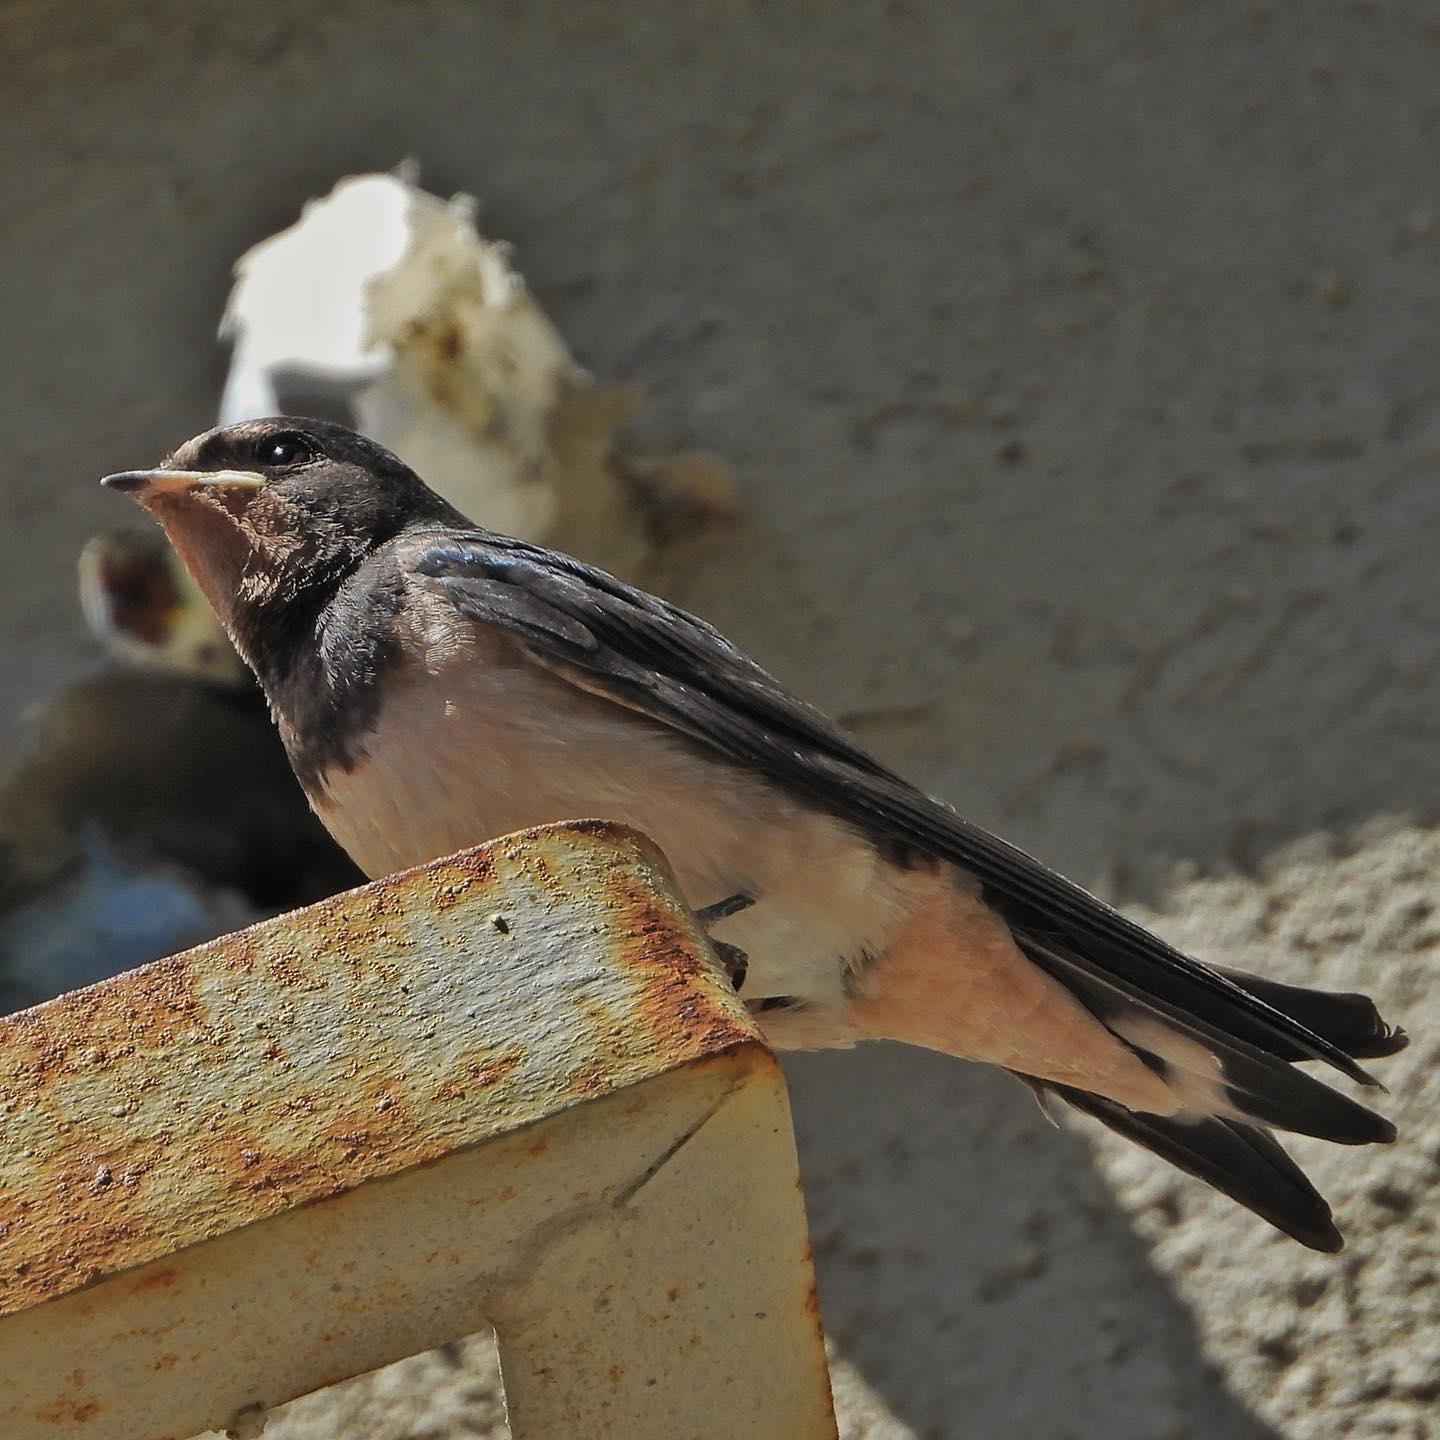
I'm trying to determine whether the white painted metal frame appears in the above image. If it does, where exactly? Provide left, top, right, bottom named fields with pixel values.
left=0, top=821, right=837, bottom=1440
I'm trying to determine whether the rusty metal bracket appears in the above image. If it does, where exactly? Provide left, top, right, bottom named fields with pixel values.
left=0, top=821, right=837, bottom=1440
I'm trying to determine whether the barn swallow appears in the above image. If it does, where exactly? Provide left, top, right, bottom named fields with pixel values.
left=103, top=417, right=1406, bottom=1250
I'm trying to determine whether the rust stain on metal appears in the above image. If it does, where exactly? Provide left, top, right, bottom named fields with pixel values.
left=793, top=1239, right=834, bottom=1405
left=564, top=1066, right=611, bottom=1098
left=801, top=1250, right=824, bottom=1328
left=127, top=1268, right=178, bottom=1294
left=600, top=868, right=755, bottom=1061
left=464, top=1051, right=524, bottom=1088
left=0, top=821, right=769, bottom=1327
left=4, top=954, right=204, bottom=1087
left=35, top=1396, right=103, bottom=1424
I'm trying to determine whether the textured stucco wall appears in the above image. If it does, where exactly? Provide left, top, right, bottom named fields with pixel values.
left=2, top=4, right=1436, bottom=1438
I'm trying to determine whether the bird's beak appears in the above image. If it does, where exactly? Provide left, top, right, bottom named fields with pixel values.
left=100, top=469, right=266, bottom=502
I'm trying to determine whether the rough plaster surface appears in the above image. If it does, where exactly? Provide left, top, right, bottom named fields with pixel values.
left=3, top=2, right=1437, bottom=1437
left=1099, top=824, right=1439, bottom=1440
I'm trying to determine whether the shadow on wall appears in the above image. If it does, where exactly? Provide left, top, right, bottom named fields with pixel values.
left=785, top=1046, right=1283, bottom=1440
left=0, top=672, right=362, bottom=1013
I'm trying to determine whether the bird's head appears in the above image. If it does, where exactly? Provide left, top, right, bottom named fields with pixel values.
left=101, top=418, right=463, bottom=652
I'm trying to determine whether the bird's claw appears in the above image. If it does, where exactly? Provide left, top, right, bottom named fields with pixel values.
left=711, top=940, right=749, bottom=992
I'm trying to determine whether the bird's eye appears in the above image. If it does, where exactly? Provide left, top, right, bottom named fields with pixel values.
left=261, top=434, right=315, bottom=468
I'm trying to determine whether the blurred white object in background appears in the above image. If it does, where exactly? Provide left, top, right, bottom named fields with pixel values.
left=218, top=173, right=403, bottom=423
left=79, top=530, right=244, bottom=688
left=220, top=170, right=729, bottom=572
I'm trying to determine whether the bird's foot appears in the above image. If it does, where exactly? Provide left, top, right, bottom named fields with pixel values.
left=694, top=892, right=755, bottom=992
left=711, top=940, right=749, bottom=992
left=695, top=892, right=755, bottom=926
